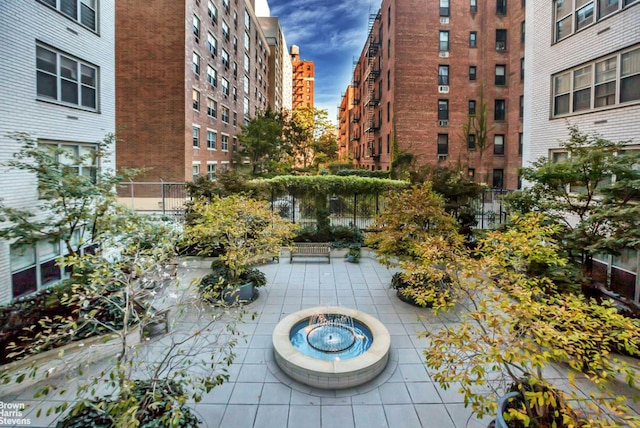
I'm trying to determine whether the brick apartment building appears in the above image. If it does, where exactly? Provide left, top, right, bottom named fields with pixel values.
left=524, top=0, right=640, bottom=301
left=0, top=0, right=115, bottom=304
left=116, top=0, right=270, bottom=198
left=259, top=16, right=292, bottom=113
left=338, top=85, right=355, bottom=159
left=291, top=45, right=315, bottom=110
left=340, top=0, right=525, bottom=190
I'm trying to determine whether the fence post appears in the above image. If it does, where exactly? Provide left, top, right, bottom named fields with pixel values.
left=481, top=190, right=486, bottom=229
left=129, top=178, right=134, bottom=209
left=292, top=195, right=296, bottom=224
left=161, top=179, right=165, bottom=215
left=353, top=194, right=357, bottom=227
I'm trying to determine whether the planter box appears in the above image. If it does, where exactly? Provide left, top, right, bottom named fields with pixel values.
left=0, top=326, right=141, bottom=396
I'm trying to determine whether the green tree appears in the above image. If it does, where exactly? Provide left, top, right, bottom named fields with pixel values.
left=461, top=88, right=494, bottom=185
left=313, top=131, right=339, bottom=166
left=283, top=107, right=336, bottom=169
left=506, top=125, right=640, bottom=276
left=237, top=109, right=286, bottom=176
left=0, top=133, right=134, bottom=261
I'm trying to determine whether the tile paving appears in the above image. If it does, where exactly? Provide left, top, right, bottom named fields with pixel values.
left=1, top=256, right=638, bottom=427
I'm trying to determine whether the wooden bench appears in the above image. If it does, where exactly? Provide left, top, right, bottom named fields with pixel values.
left=290, top=243, right=331, bottom=264
left=133, top=293, right=170, bottom=336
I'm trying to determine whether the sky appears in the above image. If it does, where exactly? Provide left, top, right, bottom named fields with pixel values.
left=265, top=0, right=382, bottom=125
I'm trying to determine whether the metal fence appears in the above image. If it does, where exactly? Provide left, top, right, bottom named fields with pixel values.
left=270, top=193, right=385, bottom=230
left=117, top=181, right=188, bottom=216
left=472, top=189, right=511, bottom=229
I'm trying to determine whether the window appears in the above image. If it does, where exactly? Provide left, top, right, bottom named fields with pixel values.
left=552, top=47, right=640, bottom=116
left=40, top=141, right=98, bottom=182
left=496, top=29, right=507, bottom=51
left=192, top=163, right=200, bottom=181
left=387, top=69, right=391, bottom=90
left=208, top=0, right=218, bottom=22
left=221, top=134, right=229, bottom=151
left=36, top=44, right=98, bottom=110
left=470, top=0, right=477, bottom=12
left=221, top=106, right=230, bottom=123
left=521, top=57, right=525, bottom=81
left=440, top=0, right=450, bottom=16
left=193, top=15, right=200, bottom=40
left=388, top=38, right=391, bottom=58
left=223, top=0, right=230, bottom=13
left=387, top=101, right=391, bottom=122
left=244, top=32, right=250, bottom=51
left=468, top=168, right=475, bottom=178
left=497, top=0, right=507, bottom=14
left=207, top=33, right=217, bottom=56
left=555, top=0, right=573, bottom=41
left=438, top=65, right=449, bottom=85
left=439, top=31, right=449, bottom=52
left=495, top=65, right=506, bottom=85
left=492, top=169, right=504, bottom=188
left=600, top=0, right=619, bottom=18
left=221, top=78, right=229, bottom=96
left=233, top=111, right=237, bottom=126
left=207, top=163, right=217, bottom=180
left=244, top=9, right=251, bottom=28
left=388, top=5, right=391, bottom=27
left=244, top=53, right=250, bottom=73
left=192, top=126, right=200, bottom=147
left=521, top=21, right=525, bottom=43
left=519, top=95, right=524, bottom=118
left=437, top=134, right=449, bottom=155
left=233, top=137, right=238, bottom=152
left=244, top=75, right=250, bottom=92
left=518, top=133, right=523, bottom=155
left=469, top=32, right=477, bottom=48
left=222, top=20, right=230, bottom=40
left=576, top=0, right=594, bottom=31
left=207, top=65, right=217, bottom=87
left=469, top=66, right=477, bottom=80
left=438, top=100, right=449, bottom=120
left=207, top=98, right=217, bottom=118
left=494, top=134, right=505, bottom=155
left=41, top=0, right=97, bottom=31
left=233, top=10, right=238, bottom=28
left=11, top=240, right=63, bottom=299
left=494, top=99, right=506, bottom=120
left=192, top=89, right=200, bottom=110
left=553, top=0, right=625, bottom=41
left=469, top=99, right=476, bottom=115
left=207, top=130, right=217, bottom=149
left=192, top=52, right=200, bottom=74
left=221, top=49, right=229, bottom=68
left=232, top=86, right=237, bottom=101
left=233, top=36, right=238, bottom=53
left=468, top=134, right=476, bottom=149
left=621, top=48, right=640, bottom=103
left=387, top=134, right=390, bottom=153
left=244, top=97, right=250, bottom=115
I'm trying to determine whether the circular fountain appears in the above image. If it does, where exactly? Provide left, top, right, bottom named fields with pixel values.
left=272, top=306, right=390, bottom=389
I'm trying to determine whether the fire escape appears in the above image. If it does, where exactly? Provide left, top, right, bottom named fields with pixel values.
left=364, top=11, right=381, bottom=160
left=350, top=58, right=361, bottom=160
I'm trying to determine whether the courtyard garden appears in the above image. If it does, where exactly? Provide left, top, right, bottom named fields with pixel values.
left=1, top=128, right=640, bottom=427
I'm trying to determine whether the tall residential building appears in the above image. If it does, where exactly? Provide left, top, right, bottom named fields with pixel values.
left=524, top=0, right=640, bottom=300
left=258, top=16, right=292, bottom=112
left=338, top=85, right=355, bottom=159
left=116, top=0, right=270, bottom=193
left=341, top=0, right=525, bottom=189
left=0, top=1, right=116, bottom=304
left=291, top=45, right=315, bottom=110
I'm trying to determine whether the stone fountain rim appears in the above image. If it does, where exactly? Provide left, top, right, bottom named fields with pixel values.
left=272, top=306, right=390, bottom=380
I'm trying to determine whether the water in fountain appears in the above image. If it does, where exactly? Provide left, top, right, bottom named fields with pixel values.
left=289, top=312, right=373, bottom=361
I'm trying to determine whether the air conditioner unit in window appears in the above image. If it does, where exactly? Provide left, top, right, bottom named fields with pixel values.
left=438, top=154, right=448, bottom=161
left=438, top=51, right=449, bottom=58
left=496, top=42, right=506, bottom=51
left=438, top=85, right=449, bottom=94
left=439, top=17, right=449, bottom=24
left=438, top=120, right=448, bottom=127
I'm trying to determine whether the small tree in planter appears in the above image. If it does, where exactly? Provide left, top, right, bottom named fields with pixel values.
left=184, top=195, right=295, bottom=302
left=366, top=183, right=462, bottom=307
left=423, top=214, right=640, bottom=427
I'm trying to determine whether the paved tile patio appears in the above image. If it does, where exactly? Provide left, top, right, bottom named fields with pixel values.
left=1, top=256, right=638, bottom=427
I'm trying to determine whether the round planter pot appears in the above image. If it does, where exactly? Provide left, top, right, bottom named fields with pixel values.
left=491, top=391, right=521, bottom=428
left=345, top=255, right=359, bottom=263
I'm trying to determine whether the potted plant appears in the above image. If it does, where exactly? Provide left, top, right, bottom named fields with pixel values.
left=185, top=195, right=294, bottom=304
left=345, top=244, right=361, bottom=263
left=423, top=214, right=640, bottom=427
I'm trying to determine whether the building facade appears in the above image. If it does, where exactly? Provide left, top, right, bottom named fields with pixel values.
left=258, top=16, right=292, bottom=112
left=338, top=85, right=355, bottom=159
left=524, top=0, right=640, bottom=301
left=0, top=0, right=116, bottom=304
left=290, top=45, right=315, bottom=110
left=341, top=0, right=525, bottom=190
left=116, top=0, right=270, bottom=198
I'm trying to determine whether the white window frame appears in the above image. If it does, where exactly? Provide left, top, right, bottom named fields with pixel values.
left=221, top=133, right=229, bottom=151
left=207, top=65, right=217, bottom=87
left=207, top=98, right=217, bottom=118
left=207, top=162, right=217, bottom=180
left=192, top=125, right=200, bottom=147
left=206, top=129, right=217, bottom=150
left=221, top=106, right=230, bottom=124
left=207, top=33, right=217, bottom=56
left=40, top=0, right=97, bottom=31
left=36, top=43, right=98, bottom=110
